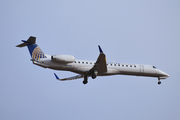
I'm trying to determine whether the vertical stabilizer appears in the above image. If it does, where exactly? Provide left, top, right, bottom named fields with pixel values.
left=16, top=36, right=47, bottom=60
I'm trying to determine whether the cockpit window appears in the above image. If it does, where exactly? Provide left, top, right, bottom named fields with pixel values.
left=153, top=66, right=156, bottom=69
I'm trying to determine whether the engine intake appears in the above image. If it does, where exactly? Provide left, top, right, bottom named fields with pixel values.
left=51, top=55, right=75, bottom=63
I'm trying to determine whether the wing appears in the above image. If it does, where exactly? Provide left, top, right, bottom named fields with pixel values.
left=88, top=45, right=107, bottom=75
left=54, top=45, right=107, bottom=81
left=54, top=73, right=84, bottom=81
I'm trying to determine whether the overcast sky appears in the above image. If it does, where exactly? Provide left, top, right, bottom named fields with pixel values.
left=0, top=0, right=180, bottom=120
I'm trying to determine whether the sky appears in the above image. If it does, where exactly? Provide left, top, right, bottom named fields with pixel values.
left=0, top=0, right=180, bottom=120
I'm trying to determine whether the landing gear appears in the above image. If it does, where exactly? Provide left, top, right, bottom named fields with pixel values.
left=158, top=81, right=161, bottom=85
left=158, top=77, right=161, bottom=85
left=83, top=80, right=88, bottom=84
left=83, top=76, right=88, bottom=84
left=92, top=74, right=96, bottom=79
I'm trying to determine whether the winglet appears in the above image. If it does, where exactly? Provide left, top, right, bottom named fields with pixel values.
left=98, top=45, right=103, bottom=53
left=54, top=73, right=60, bottom=79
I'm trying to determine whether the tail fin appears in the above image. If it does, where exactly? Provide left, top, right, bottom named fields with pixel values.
left=16, top=36, right=47, bottom=60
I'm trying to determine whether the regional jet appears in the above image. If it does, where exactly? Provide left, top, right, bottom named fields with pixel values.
left=16, top=36, right=169, bottom=84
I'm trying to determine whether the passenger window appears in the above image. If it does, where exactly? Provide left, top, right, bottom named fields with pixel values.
left=82, top=62, right=84, bottom=64
left=130, top=65, right=132, bottom=67
left=78, top=61, right=80, bottom=63
left=134, top=65, right=136, bottom=67
left=122, top=65, right=124, bottom=67
left=90, top=62, right=92, bottom=64
left=118, top=64, right=120, bottom=66
left=126, top=65, right=128, bottom=67
left=86, top=62, right=88, bottom=64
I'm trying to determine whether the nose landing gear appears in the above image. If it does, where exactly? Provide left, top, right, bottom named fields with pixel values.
left=158, top=80, right=161, bottom=85
left=158, top=77, right=161, bottom=85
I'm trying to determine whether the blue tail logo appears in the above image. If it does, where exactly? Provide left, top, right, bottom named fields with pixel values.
left=28, top=45, right=47, bottom=60
left=16, top=36, right=47, bottom=60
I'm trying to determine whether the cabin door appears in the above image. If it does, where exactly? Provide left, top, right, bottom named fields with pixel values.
left=140, top=65, right=144, bottom=73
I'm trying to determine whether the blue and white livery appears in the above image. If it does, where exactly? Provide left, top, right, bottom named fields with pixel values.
left=16, top=36, right=169, bottom=84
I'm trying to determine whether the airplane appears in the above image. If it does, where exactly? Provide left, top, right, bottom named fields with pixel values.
left=16, top=36, right=169, bottom=85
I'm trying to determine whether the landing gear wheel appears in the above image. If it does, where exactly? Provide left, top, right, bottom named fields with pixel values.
left=158, top=81, right=161, bottom=85
left=83, top=75, right=88, bottom=84
left=83, top=80, right=88, bottom=84
left=92, top=74, right=96, bottom=79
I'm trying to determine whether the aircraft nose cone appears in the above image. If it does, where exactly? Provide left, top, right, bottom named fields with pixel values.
left=166, top=74, right=170, bottom=77
left=158, top=70, right=169, bottom=78
left=163, top=72, right=169, bottom=77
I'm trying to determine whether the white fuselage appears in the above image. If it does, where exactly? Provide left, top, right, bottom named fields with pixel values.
left=33, top=55, right=169, bottom=80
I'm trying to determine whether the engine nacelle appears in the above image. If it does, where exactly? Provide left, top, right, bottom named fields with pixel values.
left=51, top=55, right=75, bottom=63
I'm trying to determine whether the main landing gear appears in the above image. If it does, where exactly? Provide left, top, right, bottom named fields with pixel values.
left=91, top=74, right=97, bottom=79
left=83, top=70, right=98, bottom=84
left=83, top=74, right=97, bottom=84
left=83, top=76, right=88, bottom=84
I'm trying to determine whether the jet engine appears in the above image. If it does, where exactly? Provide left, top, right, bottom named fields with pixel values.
left=51, top=55, right=75, bottom=63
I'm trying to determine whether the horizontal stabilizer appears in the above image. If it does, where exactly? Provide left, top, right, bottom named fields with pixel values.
left=54, top=73, right=84, bottom=81
left=16, top=36, right=36, bottom=47
left=16, top=42, right=27, bottom=47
